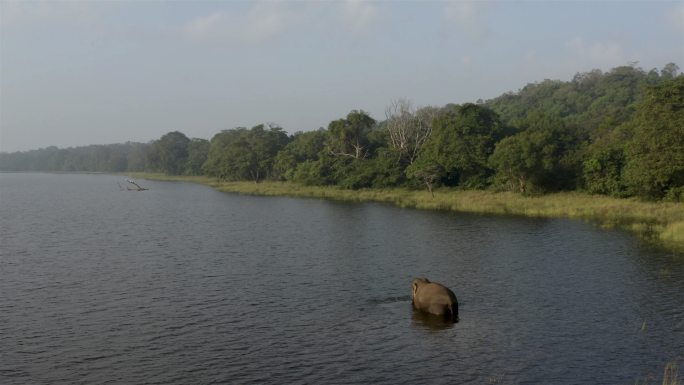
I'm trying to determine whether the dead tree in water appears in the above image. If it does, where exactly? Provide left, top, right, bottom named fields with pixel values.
left=119, top=179, right=149, bottom=191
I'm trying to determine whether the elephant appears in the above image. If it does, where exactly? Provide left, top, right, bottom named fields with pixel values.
left=411, top=278, right=459, bottom=323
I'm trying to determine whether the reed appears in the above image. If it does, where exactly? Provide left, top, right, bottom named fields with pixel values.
left=663, top=361, right=680, bottom=385
left=126, top=173, right=684, bottom=253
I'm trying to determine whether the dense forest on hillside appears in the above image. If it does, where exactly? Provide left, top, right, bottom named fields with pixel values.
left=2, top=63, right=682, bottom=201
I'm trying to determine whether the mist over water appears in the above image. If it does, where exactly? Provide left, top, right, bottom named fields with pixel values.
left=1, top=173, right=682, bottom=384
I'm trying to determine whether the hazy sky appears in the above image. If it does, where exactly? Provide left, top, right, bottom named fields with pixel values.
left=1, top=0, right=682, bottom=152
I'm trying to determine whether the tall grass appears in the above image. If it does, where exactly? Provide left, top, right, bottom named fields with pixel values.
left=663, top=361, right=680, bottom=385
left=127, top=173, right=684, bottom=253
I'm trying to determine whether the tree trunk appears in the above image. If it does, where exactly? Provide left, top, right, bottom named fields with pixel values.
left=250, top=169, right=260, bottom=184
left=426, top=180, right=435, bottom=198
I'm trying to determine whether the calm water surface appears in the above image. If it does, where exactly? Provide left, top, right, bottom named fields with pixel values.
left=1, top=173, right=682, bottom=384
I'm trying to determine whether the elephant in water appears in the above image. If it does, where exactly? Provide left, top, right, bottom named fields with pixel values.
left=411, top=278, right=459, bottom=323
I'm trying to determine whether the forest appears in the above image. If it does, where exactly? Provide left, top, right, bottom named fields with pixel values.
left=1, top=63, right=682, bottom=201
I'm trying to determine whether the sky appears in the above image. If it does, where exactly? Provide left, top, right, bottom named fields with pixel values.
left=1, top=0, right=682, bottom=152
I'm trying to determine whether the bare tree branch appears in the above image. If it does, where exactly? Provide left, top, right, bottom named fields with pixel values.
left=385, top=99, right=437, bottom=164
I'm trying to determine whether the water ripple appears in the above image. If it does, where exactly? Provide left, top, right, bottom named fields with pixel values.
left=0, top=173, right=682, bottom=384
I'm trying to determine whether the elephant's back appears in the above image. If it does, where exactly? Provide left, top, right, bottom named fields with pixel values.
left=418, top=283, right=457, bottom=304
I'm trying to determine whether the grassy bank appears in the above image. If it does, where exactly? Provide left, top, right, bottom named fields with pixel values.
left=127, top=172, right=684, bottom=253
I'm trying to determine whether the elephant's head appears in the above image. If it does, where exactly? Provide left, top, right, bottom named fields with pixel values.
left=411, top=277, right=431, bottom=301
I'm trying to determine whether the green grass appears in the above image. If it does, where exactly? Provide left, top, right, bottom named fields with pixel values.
left=127, top=172, right=684, bottom=254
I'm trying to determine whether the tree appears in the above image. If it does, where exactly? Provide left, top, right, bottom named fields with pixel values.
left=412, top=103, right=507, bottom=188
left=485, top=64, right=666, bottom=142
left=150, top=131, right=190, bottom=175
left=292, top=154, right=340, bottom=186
left=406, top=158, right=443, bottom=197
left=203, top=129, right=243, bottom=179
left=273, top=129, right=327, bottom=180
left=582, top=127, right=629, bottom=197
left=335, top=148, right=406, bottom=189
left=660, top=63, right=680, bottom=80
left=623, top=76, right=684, bottom=200
left=384, top=99, right=439, bottom=165
left=185, top=138, right=209, bottom=175
left=244, top=124, right=290, bottom=182
left=582, top=146, right=627, bottom=196
left=107, top=143, right=129, bottom=172
left=488, top=132, right=539, bottom=193
left=203, top=125, right=288, bottom=183
left=489, top=113, right=581, bottom=193
left=327, top=110, right=376, bottom=159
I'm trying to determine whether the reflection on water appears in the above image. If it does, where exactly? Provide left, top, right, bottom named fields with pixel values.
left=0, top=173, right=682, bottom=385
left=410, top=309, right=458, bottom=331
left=368, top=295, right=412, bottom=305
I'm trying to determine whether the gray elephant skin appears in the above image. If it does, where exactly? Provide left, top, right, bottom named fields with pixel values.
left=411, top=278, right=459, bottom=323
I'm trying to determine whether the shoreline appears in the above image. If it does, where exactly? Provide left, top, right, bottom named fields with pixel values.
left=127, top=172, right=684, bottom=254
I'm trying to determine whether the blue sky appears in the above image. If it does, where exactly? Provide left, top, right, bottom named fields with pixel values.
left=1, top=0, right=682, bottom=152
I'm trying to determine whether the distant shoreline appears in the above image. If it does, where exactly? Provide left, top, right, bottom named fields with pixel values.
left=126, top=172, right=684, bottom=254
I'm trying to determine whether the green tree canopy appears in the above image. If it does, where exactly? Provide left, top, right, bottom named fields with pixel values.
left=273, top=129, right=327, bottom=180
left=489, top=113, right=582, bottom=193
left=623, top=76, right=684, bottom=200
left=185, top=138, right=210, bottom=176
left=2, top=63, right=681, bottom=201
left=412, top=103, right=507, bottom=188
left=327, top=110, right=376, bottom=159
left=150, top=131, right=190, bottom=175
left=203, top=125, right=289, bottom=182
left=485, top=64, right=676, bottom=139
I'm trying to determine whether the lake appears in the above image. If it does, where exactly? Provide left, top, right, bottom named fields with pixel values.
left=1, top=173, right=682, bottom=384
